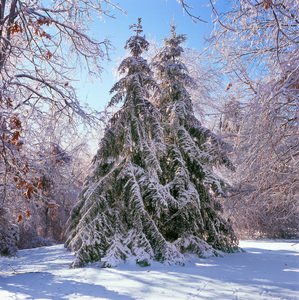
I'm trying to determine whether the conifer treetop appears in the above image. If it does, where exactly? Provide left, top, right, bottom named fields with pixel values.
left=125, top=18, right=149, bottom=58
left=153, top=22, right=194, bottom=90
left=162, top=20, right=187, bottom=62
left=108, top=18, right=158, bottom=108
left=152, top=23, right=196, bottom=127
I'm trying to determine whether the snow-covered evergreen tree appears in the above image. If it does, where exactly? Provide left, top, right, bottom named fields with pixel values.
left=66, top=19, right=184, bottom=267
left=66, top=20, right=239, bottom=268
left=151, top=23, right=238, bottom=254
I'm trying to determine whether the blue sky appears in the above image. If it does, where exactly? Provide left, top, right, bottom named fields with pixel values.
left=77, top=0, right=222, bottom=110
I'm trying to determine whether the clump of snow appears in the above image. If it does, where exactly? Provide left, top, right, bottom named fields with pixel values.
left=0, top=240, right=298, bottom=299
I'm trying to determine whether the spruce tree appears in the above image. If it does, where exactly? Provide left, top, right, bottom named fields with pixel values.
left=151, top=23, right=238, bottom=254
left=65, top=19, right=184, bottom=267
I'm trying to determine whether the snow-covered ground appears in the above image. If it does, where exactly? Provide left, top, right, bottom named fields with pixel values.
left=0, top=240, right=298, bottom=299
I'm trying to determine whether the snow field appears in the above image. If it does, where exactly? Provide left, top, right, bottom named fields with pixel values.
left=0, top=240, right=298, bottom=299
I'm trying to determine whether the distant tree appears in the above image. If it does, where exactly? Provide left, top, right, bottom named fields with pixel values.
left=66, top=20, right=239, bottom=268
left=219, top=98, right=242, bottom=136
left=20, top=109, right=96, bottom=245
left=2, top=109, right=97, bottom=251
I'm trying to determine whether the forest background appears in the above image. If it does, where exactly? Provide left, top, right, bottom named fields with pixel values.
left=0, top=0, right=298, bottom=255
